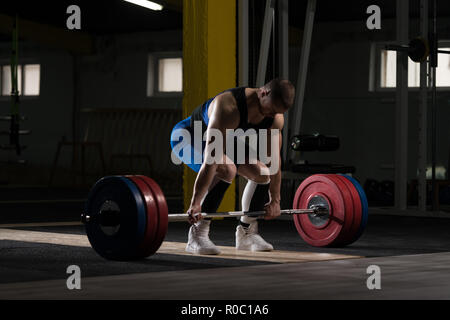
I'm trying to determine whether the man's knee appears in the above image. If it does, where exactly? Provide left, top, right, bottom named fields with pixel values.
left=238, top=163, right=271, bottom=184
left=252, top=173, right=270, bottom=184
left=216, top=164, right=237, bottom=183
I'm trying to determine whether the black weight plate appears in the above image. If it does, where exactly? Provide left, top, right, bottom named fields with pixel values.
left=85, top=176, right=147, bottom=261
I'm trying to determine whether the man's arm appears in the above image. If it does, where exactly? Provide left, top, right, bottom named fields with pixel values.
left=187, top=95, right=239, bottom=223
left=264, top=114, right=284, bottom=219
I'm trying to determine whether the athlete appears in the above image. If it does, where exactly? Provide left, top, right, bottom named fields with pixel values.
left=170, top=78, right=295, bottom=255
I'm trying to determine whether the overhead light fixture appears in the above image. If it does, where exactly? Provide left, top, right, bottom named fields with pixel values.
left=123, top=0, right=164, bottom=11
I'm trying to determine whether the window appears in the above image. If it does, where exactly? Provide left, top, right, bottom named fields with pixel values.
left=0, top=63, right=40, bottom=96
left=24, top=64, right=41, bottom=96
left=377, top=45, right=450, bottom=89
left=436, top=49, right=450, bottom=87
left=380, top=50, right=422, bottom=88
left=147, top=54, right=183, bottom=97
left=158, top=58, right=183, bottom=92
left=380, top=50, right=396, bottom=88
left=2, top=65, right=22, bottom=95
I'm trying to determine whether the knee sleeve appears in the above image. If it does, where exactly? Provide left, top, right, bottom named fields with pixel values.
left=201, top=180, right=232, bottom=215
left=240, top=180, right=270, bottom=225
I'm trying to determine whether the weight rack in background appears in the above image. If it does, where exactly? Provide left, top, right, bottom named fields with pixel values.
left=0, top=15, right=31, bottom=166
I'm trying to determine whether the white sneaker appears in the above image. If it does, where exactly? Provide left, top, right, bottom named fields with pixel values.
left=235, top=222, right=274, bottom=252
left=186, top=220, right=221, bottom=255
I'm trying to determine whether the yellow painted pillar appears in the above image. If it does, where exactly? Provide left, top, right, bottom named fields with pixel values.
left=182, top=0, right=236, bottom=212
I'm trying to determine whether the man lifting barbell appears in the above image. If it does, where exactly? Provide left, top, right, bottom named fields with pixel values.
left=170, top=78, right=296, bottom=255
left=82, top=78, right=366, bottom=261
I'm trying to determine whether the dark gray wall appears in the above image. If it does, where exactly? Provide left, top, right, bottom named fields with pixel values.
left=1, top=18, right=449, bottom=188
left=78, top=30, right=182, bottom=111
left=288, top=19, right=450, bottom=185
left=0, top=30, right=183, bottom=185
left=0, top=44, right=74, bottom=168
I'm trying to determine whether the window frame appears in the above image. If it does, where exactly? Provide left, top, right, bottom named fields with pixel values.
left=147, top=52, right=183, bottom=98
left=0, top=59, right=41, bottom=100
left=371, top=41, right=450, bottom=92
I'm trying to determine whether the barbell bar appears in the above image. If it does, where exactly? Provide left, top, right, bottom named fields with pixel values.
left=82, top=207, right=329, bottom=224
left=169, top=208, right=329, bottom=221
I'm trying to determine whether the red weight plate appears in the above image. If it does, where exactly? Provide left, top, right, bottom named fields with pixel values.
left=324, top=174, right=354, bottom=246
left=136, top=175, right=169, bottom=255
left=334, top=175, right=362, bottom=246
left=293, top=175, right=347, bottom=247
left=127, top=176, right=159, bottom=258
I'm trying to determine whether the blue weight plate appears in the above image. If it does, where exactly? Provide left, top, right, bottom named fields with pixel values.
left=339, top=175, right=368, bottom=242
left=85, top=176, right=147, bottom=261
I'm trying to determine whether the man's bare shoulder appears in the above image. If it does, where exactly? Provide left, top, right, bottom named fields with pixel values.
left=215, top=91, right=238, bottom=113
left=209, top=91, right=240, bottom=129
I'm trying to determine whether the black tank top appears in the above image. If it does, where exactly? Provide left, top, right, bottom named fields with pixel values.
left=190, top=87, right=274, bottom=130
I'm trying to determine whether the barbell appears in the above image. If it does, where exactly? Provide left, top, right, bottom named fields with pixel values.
left=386, top=37, right=450, bottom=63
left=83, top=208, right=329, bottom=224
left=81, top=174, right=368, bottom=261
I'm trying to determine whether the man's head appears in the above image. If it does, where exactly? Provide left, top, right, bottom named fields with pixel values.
left=257, top=78, right=296, bottom=118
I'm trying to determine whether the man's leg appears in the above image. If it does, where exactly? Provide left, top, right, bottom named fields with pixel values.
left=186, top=160, right=236, bottom=255
left=171, top=121, right=238, bottom=255
left=236, top=163, right=274, bottom=251
left=201, top=163, right=236, bottom=213
left=171, top=118, right=218, bottom=254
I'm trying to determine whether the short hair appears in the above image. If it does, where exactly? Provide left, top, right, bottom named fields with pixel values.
left=264, top=78, right=296, bottom=111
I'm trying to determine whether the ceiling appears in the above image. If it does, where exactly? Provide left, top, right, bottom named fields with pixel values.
left=1, top=0, right=449, bottom=40
left=0, top=0, right=182, bottom=36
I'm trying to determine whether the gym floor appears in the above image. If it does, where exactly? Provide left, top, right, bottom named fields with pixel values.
left=1, top=193, right=450, bottom=300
